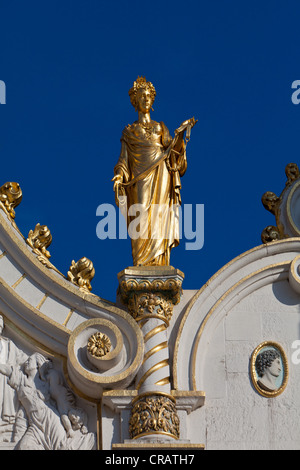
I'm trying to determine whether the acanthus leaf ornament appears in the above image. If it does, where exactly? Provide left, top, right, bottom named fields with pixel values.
left=27, top=223, right=52, bottom=263
left=129, top=393, right=180, bottom=440
left=128, top=292, right=174, bottom=325
left=68, top=257, right=95, bottom=293
left=0, top=182, right=22, bottom=220
left=119, top=274, right=183, bottom=326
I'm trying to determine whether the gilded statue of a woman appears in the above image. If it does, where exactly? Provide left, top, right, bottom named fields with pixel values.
left=113, top=77, right=196, bottom=266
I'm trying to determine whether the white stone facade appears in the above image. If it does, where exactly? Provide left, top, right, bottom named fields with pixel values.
left=0, top=170, right=300, bottom=450
left=175, top=240, right=300, bottom=449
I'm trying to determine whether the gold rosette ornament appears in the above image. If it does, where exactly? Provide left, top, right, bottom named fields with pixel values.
left=87, top=332, right=112, bottom=358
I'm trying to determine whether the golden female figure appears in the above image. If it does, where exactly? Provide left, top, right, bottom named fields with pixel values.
left=113, top=77, right=196, bottom=266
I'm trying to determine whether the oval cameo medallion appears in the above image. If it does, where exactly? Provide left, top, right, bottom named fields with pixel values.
left=250, top=342, right=288, bottom=397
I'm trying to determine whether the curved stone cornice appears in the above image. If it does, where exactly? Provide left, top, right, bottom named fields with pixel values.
left=173, top=238, right=300, bottom=391
left=0, top=210, right=144, bottom=398
left=0, top=211, right=114, bottom=310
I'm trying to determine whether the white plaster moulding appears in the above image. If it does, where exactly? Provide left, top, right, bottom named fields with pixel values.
left=193, top=263, right=289, bottom=390
left=0, top=277, right=70, bottom=356
left=0, top=210, right=144, bottom=365
left=0, top=210, right=136, bottom=325
left=0, top=211, right=117, bottom=315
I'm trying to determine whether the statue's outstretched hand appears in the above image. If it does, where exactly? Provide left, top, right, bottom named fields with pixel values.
left=112, top=174, right=123, bottom=192
left=175, top=117, right=198, bottom=135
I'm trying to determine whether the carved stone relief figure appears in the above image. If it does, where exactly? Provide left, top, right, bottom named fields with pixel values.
left=46, top=365, right=92, bottom=445
left=0, top=344, right=96, bottom=450
left=0, top=316, right=27, bottom=443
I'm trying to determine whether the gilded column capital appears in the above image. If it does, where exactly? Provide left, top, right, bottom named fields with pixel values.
left=117, top=266, right=184, bottom=325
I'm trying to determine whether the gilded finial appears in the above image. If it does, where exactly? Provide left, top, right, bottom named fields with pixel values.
left=261, top=191, right=280, bottom=215
left=26, top=223, right=54, bottom=269
left=0, top=182, right=22, bottom=219
left=27, top=224, right=52, bottom=259
left=285, top=163, right=300, bottom=186
left=68, top=257, right=95, bottom=293
left=261, top=225, right=280, bottom=244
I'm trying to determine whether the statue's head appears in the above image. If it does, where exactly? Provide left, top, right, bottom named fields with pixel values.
left=129, top=76, right=156, bottom=112
left=25, top=352, right=52, bottom=379
left=255, top=349, right=280, bottom=378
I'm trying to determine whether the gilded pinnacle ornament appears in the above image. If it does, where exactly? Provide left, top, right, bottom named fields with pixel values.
left=27, top=224, right=52, bottom=260
left=0, top=182, right=22, bottom=219
left=68, top=257, right=95, bottom=292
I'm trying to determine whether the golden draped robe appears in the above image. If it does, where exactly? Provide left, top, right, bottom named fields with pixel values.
left=114, top=121, right=187, bottom=266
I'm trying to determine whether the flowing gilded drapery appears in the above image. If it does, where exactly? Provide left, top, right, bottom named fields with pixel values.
left=114, top=121, right=187, bottom=266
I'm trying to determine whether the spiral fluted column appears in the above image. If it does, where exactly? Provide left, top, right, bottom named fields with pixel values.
left=118, top=266, right=184, bottom=442
left=135, top=317, right=170, bottom=394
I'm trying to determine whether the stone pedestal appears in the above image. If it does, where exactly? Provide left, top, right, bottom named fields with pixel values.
left=117, top=266, right=184, bottom=442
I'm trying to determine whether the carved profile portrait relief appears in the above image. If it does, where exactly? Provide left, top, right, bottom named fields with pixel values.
left=250, top=342, right=288, bottom=398
left=0, top=315, right=96, bottom=449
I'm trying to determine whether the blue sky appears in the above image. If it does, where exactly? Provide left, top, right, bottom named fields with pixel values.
left=1, top=1, right=300, bottom=302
